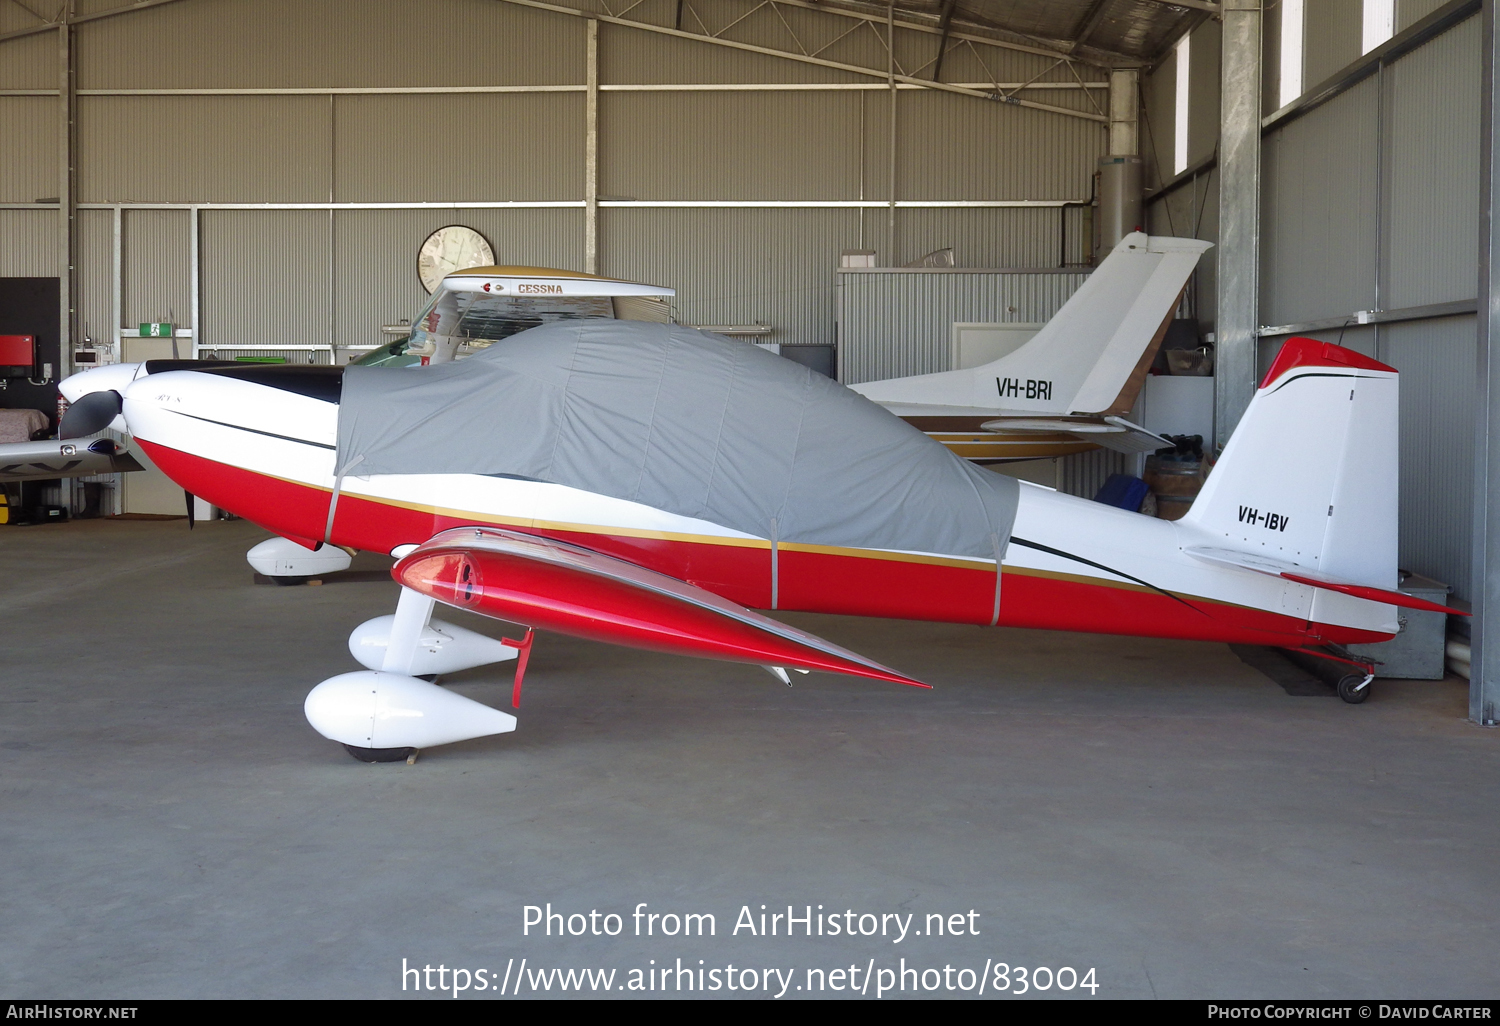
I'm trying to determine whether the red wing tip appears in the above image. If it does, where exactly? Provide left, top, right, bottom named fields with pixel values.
left=865, top=668, right=931, bottom=689
left=1260, top=337, right=1397, bottom=389
left=824, top=664, right=930, bottom=688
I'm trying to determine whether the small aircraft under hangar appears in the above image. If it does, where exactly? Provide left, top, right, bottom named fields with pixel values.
left=60, top=302, right=1457, bottom=761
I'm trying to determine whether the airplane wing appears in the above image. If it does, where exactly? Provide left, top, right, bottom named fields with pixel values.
left=0, top=437, right=143, bottom=483
left=393, top=526, right=930, bottom=687
left=1182, top=546, right=1462, bottom=615
left=408, top=267, right=675, bottom=365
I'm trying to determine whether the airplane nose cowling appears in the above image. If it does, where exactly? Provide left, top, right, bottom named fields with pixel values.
left=58, top=362, right=141, bottom=404
left=58, top=363, right=141, bottom=433
left=120, top=366, right=342, bottom=545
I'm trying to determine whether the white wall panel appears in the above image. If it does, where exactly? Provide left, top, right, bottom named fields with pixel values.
left=0, top=210, right=57, bottom=276
left=1261, top=76, right=1378, bottom=325
left=603, top=91, right=858, bottom=201
left=1397, top=0, right=1453, bottom=32
left=895, top=207, right=1083, bottom=269
left=0, top=98, right=57, bottom=203
left=1383, top=13, right=1480, bottom=310
left=1383, top=316, right=1477, bottom=599
left=80, top=96, right=330, bottom=203
left=603, top=207, right=856, bottom=347
left=202, top=211, right=329, bottom=356
left=1304, top=0, right=1363, bottom=86
left=121, top=209, right=190, bottom=330
left=0, top=32, right=55, bottom=88
left=895, top=90, right=1104, bottom=201
left=336, top=93, right=582, bottom=203
left=76, top=208, right=112, bottom=345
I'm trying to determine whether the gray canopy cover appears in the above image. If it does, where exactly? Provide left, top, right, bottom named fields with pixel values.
left=337, top=321, right=1018, bottom=559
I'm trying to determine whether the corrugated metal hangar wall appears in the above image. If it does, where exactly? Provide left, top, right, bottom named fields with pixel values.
left=1143, top=0, right=1480, bottom=603
left=0, top=0, right=1108, bottom=369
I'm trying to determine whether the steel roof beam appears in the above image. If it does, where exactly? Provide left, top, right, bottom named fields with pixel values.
left=930, top=0, right=956, bottom=81
left=769, top=0, right=1138, bottom=67
left=1137, top=0, right=1221, bottom=13
left=493, top=0, right=1107, bottom=121
left=7, top=0, right=53, bottom=24
left=0, top=0, right=191, bottom=44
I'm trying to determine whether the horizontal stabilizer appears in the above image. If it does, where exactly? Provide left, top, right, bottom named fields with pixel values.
left=394, top=526, right=929, bottom=687
left=1087, top=417, right=1170, bottom=454
left=978, top=415, right=1167, bottom=454
left=1183, top=546, right=1461, bottom=616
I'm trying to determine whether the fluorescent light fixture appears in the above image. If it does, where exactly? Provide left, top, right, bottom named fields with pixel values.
left=1280, top=0, right=1304, bottom=108
left=1174, top=34, right=1190, bottom=175
left=1363, top=0, right=1394, bottom=54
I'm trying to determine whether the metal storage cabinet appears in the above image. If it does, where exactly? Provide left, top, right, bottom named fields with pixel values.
left=1347, top=572, right=1452, bottom=680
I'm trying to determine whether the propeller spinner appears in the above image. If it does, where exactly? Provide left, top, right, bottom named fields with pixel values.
left=58, top=390, right=123, bottom=439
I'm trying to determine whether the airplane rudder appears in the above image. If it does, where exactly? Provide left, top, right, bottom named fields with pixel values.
left=1179, top=338, right=1397, bottom=577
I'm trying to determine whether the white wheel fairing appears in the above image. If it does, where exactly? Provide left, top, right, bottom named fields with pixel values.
left=246, top=536, right=352, bottom=577
left=304, top=671, right=516, bottom=750
left=348, top=615, right=519, bottom=675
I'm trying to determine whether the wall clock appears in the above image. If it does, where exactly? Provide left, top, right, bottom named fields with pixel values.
left=417, top=225, right=496, bottom=294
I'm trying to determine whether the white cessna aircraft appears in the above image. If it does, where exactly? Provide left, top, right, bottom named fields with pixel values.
left=74, top=315, right=1457, bottom=761
left=852, top=232, right=1212, bottom=461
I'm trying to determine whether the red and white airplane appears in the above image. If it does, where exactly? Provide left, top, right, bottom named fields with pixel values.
left=77, top=321, right=1452, bottom=761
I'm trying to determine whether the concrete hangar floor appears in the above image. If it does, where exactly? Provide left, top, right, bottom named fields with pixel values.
left=2, top=517, right=1496, bottom=1000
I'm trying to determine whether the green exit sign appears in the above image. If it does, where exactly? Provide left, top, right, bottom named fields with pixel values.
left=140, top=322, right=174, bottom=337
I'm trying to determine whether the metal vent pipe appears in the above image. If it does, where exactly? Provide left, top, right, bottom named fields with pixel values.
left=1096, top=155, right=1143, bottom=259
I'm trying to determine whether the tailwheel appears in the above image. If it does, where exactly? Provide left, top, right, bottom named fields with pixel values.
left=1337, top=673, right=1373, bottom=704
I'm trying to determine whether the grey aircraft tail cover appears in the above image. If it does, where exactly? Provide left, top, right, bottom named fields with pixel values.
left=336, top=320, right=1018, bottom=559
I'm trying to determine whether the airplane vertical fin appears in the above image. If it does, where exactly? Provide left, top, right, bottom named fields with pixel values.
left=847, top=233, right=1211, bottom=416
left=1180, top=337, right=1400, bottom=631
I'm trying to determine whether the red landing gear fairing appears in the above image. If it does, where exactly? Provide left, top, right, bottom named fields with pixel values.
left=118, top=322, right=1453, bottom=761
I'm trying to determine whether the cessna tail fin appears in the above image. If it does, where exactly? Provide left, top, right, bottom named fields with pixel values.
left=851, top=232, right=1212, bottom=414
left=1181, top=338, right=1402, bottom=628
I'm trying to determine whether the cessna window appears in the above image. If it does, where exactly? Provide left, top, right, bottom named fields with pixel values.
left=352, top=293, right=617, bottom=367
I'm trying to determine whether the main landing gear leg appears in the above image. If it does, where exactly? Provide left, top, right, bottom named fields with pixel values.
left=380, top=586, right=436, bottom=675
left=303, top=586, right=521, bottom=762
